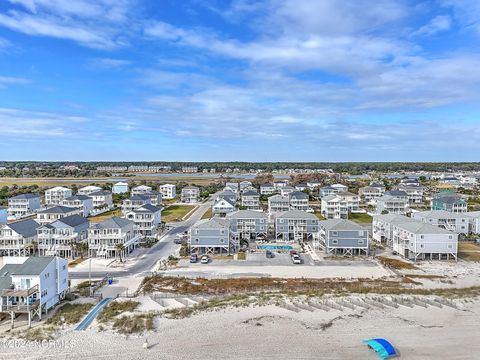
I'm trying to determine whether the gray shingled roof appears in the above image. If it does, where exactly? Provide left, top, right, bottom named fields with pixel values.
left=128, top=194, right=150, bottom=201
left=386, top=190, right=408, bottom=197
left=9, top=257, right=55, bottom=276
left=9, top=193, right=40, bottom=200
left=276, top=210, right=318, bottom=220
left=0, top=264, right=21, bottom=291
left=268, top=194, right=289, bottom=202
left=7, top=219, right=40, bottom=238
left=38, top=205, right=77, bottom=214
left=57, top=214, right=89, bottom=227
left=414, top=210, right=468, bottom=219
left=133, top=204, right=161, bottom=213
left=290, top=191, right=308, bottom=199
left=65, top=195, right=91, bottom=201
left=320, top=219, right=366, bottom=231
left=242, top=190, right=259, bottom=196
left=214, top=198, right=236, bottom=207
left=193, top=217, right=231, bottom=229
left=88, top=190, right=111, bottom=196
left=226, top=209, right=267, bottom=220
left=90, top=216, right=132, bottom=229
left=398, top=221, right=454, bottom=234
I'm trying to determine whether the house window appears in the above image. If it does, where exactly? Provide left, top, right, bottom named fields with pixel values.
left=195, top=238, right=199, bottom=243
left=420, top=244, right=424, bottom=248
left=420, top=235, right=424, bottom=239
left=448, top=244, right=453, bottom=249
left=358, top=239, right=364, bottom=245
left=332, top=239, right=338, bottom=245
left=220, top=238, right=225, bottom=243
left=332, top=231, right=337, bottom=236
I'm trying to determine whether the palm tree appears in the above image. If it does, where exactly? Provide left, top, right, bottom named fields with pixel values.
left=115, top=243, right=125, bottom=263
left=27, top=240, right=38, bottom=256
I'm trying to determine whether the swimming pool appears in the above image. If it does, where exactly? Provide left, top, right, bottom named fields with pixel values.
left=257, top=245, right=294, bottom=251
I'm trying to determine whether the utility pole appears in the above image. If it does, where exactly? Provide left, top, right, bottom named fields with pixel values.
left=89, top=257, right=92, bottom=297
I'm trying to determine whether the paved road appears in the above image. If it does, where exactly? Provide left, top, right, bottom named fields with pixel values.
left=69, top=196, right=215, bottom=279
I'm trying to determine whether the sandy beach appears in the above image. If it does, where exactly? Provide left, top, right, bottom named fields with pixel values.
left=0, top=296, right=479, bottom=360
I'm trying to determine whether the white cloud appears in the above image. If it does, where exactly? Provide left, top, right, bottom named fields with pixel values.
left=0, top=0, right=135, bottom=49
left=411, top=15, right=452, bottom=37
left=90, top=57, right=131, bottom=68
left=0, top=75, right=29, bottom=87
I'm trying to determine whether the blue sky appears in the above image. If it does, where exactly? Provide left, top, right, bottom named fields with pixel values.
left=0, top=0, right=480, bottom=162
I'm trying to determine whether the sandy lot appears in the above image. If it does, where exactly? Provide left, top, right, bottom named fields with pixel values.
left=0, top=299, right=479, bottom=360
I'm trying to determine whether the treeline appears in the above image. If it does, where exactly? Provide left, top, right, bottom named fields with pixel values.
left=2, top=161, right=480, bottom=173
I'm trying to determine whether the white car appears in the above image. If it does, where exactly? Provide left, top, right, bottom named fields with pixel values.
left=291, top=254, right=302, bottom=264
left=201, top=255, right=210, bottom=264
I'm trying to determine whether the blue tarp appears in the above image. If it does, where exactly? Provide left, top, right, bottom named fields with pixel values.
left=364, top=338, right=397, bottom=359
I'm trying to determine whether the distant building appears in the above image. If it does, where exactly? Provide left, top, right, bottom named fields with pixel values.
left=131, top=185, right=153, bottom=195
left=88, top=190, right=113, bottom=209
left=226, top=210, right=268, bottom=240
left=45, top=187, right=73, bottom=206
left=77, top=185, right=102, bottom=196
left=359, top=184, right=385, bottom=202
left=268, top=194, right=290, bottom=215
left=225, top=182, right=240, bottom=194
left=159, top=184, right=176, bottom=199
left=182, top=166, right=198, bottom=173
left=212, top=198, right=236, bottom=215
left=61, top=195, right=93, bottom=217
left=7, top=194, right=41, bottom=219
left=112, top=182, right=129, bottom=194
left=122, top=195, right=151, bottom=215
left=321, top=192, right=360, bottom=219
left=412, top=210, right=470, bottom=234
left=376, top=195, right=409, bottom=215
left=217, top=189, right=237, bottom=204
left=36, top=206, right=81, bottom=224
left=431, top=193, right=467, bottom=213
left=318, top=219, right=369, bottom=256
left=289, top=191, right=309, bottom=211
left=0, top=219, right=40, bottom=256
left=189, top=218, right=237, bottom=255
left=181, top=186, right=200, bottom=203
left=241, top=190, right=260, bottom=210
left=274, top=210, right=319, bottom=241
left=88, top=217, right=140, bottom=258
left=124, top=204, right=162, bottom=238
left=37, top=215, right=89, bottom=258
left=373, top=214, right=458, bottom=261
left=239, top=181, right=254, bottom=192
left=260, top=184, right=276, bottom=195
left=319, top=186, right=343, bottom=198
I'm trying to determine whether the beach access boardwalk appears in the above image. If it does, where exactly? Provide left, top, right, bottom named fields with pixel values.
left=75, top=297, right=112, bottom=331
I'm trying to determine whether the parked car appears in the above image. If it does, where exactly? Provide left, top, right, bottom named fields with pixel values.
left=174, top=238, right=186, bottom=244
left=201, top=255, right=210, bottom=264
left=190, top=254, right=198, bottom=263
left=265, top=250, right=274, bottom=258
left=289, top=250, right=298, bottom=256
left=291, top=254, right=302, bottom=264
